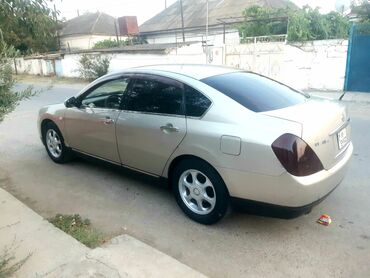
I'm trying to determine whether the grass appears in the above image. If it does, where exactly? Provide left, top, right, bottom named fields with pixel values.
left=48, top=214, right=104, bottom=248
left=0, top=245, right=30, bottom=278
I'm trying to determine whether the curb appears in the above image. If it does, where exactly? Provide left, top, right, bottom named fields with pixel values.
left=0, top=188, right=206, bottom=277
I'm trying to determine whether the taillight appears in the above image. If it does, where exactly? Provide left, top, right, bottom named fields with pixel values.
left=272, top=133, right=324, bottom=177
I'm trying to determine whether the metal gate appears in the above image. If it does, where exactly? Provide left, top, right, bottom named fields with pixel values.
left=344, top=24, right=370, bottom=92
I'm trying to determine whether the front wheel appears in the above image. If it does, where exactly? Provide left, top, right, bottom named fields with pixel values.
left=172, top=159, right=229, bottom=225
left=43, top=122, right=73, bottom=164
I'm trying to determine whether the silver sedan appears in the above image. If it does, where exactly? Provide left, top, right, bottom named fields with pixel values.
left=38, top=65, right=353, bottom=224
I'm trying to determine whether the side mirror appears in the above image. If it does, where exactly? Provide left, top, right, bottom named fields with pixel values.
left=65, top=96, right=79, bottom=108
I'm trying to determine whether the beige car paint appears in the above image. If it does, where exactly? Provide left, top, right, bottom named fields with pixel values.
left=38, top=65, right=353, bottom=208
left=116, top=111, right=187, bottom=176
left=64, top=107, right=121, bottom=163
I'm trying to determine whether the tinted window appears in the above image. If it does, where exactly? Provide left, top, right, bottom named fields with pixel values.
left=202, top=72, right=307, bottom=112
left=81, top=78, right=129, bottom=109
left=185, top=86, right=211, bottom=117
left=124, top=76, right=184, bottom=115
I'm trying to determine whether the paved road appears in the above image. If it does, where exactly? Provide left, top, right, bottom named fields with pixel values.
left=1, top=81, right=370, bottom=277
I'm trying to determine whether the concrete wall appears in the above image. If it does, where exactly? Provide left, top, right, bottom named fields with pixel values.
left=13, top=39, right=349, bottom=91
left=225, top=39, right=348, bottom=91
left=60, top=35, right=126, bottom=50
left=13, top=43, right=207, bottom=78
left=14, top=58, right=55, bottom=76
left=145, top=31, right=240, bottom=46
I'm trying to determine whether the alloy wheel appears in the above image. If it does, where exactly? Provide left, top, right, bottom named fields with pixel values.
left=178, top=169, right=216, bottom=215
left=46, top=129, right=62, bottom=158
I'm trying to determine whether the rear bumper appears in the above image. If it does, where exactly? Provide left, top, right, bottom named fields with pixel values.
left=231, top=183, right=339, bottom=219
left=217, top=142, right=353, bottom=209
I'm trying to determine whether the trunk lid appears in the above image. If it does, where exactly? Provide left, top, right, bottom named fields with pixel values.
left=263, top=99, right=351, bottom=170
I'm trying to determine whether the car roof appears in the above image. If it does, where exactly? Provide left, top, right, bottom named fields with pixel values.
left=121, top=64, right=241, bottom=80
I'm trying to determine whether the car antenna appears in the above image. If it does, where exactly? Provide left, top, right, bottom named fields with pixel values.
left=338, top=91, right=345, bottom=101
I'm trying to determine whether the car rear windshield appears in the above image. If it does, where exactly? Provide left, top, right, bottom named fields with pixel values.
left=201, top=72, right=308, bottom=112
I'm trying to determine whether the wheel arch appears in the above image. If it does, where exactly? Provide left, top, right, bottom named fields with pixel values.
left=40, top=118, right=65, bottom=145
left=166, top=154, right=229, bottom=195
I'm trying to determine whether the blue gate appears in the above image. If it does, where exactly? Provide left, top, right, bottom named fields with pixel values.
left=344, top=24, right=370, bottom=92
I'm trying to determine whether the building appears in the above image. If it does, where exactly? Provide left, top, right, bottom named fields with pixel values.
left=60, top=13, right=138, bottom=50
left=139, top=0, right=295, bottom=46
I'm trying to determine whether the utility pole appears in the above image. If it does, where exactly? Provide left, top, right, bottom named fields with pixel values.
left=54, top=4, right=61, bottom=50
left=180, top=0, right=185, bottom=42
left=205, top=0, right=209, bottom=63
left=165, top=0, right=167, bottom=9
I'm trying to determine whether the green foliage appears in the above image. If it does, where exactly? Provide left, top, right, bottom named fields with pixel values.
left=352, top=0, right=370, bottom=23
left=0, top=0, right=58, bottom=53
left=0, top=245, right=30, bottom=278
left=0, top=31, right=36, bottom=121
left=49, top=214, right=104, bottom=248
left=93, top=36, right=148, bottom=49
left=239, top=6, right=289, bottom=39
left=93, top=39, right=121, bottom=49
left=238, top=5, right=350, bottom=42
left=77, top=54, right=111, bottom=81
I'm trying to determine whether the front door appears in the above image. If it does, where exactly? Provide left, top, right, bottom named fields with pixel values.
left=116, top=74, right=187, bottom=175
left=64, top=78, right=130, bottom=163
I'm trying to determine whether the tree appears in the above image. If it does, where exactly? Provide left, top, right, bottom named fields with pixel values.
left=238, top=6, right=289, bottom=39
left=0, top=0, right=58, bottom=53
left=0, top=31, right=35, bottom=121
left=351, top=0, right=370, bottom=22
left=238, top=5, right=350, bottom=42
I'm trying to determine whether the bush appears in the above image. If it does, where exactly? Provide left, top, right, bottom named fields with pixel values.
left=77, top=54, right=111, bottom=81
left=93, top=39, right=120, bottom=49
left=93, top=36, right=147, bottom=49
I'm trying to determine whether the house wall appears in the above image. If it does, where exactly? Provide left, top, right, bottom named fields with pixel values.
left=145, top=30, right=240, bottom=46
left=225, top=39, right=348, bottom=91
left=13, top=40, right=349, bottom=91
left=60, top=35, right=125, bottom=50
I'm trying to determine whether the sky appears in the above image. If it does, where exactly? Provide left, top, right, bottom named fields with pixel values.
left=53, top=0, right=342, bottom=24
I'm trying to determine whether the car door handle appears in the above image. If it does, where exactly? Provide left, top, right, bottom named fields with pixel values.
left=160, top=123, right=179, bottom=133
left=103, top=116, right=114, bottom=125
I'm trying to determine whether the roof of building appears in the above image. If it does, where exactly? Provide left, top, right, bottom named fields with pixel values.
left=60, top=12, right=117, bottom=37
left=140, top=0, right=296, bottom=34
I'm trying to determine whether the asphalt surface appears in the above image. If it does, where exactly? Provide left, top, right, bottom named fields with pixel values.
left=1, top=80, right=369, bottom=277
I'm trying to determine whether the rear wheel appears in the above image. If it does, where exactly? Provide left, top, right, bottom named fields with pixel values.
left=172, top=158, right=229, bottom=224
left=43, top=122, right=73, bottom=164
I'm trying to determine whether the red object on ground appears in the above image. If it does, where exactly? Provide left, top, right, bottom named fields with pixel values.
left=317, top=214, right=332, bottom=226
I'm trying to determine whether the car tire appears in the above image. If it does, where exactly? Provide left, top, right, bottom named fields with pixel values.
left=43, top=122, right=73, bottom=164
left=172, top=158, right=229, bottom=225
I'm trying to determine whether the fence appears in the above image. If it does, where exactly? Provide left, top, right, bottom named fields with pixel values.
left=12, top=39, right=349, bottom=91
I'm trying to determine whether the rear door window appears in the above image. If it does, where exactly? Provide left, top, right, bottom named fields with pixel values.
left=184, top=85, right=211, bottom=117
left=201, top=72, right=307, bottom=112
left=123, top=75, right=184, bottom=116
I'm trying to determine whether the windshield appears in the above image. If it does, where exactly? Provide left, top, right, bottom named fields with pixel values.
left=201, top=72, right=308, bottom=112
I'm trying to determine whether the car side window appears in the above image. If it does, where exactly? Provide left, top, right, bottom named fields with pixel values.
left=81, top=78, right=130, bottom=109
left=184, top=85, right=212, bottom=117
left=124, top=76, right=184, bottom=115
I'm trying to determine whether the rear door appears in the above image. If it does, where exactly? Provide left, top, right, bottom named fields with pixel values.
left=116, top=74, right=187, bottom=175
